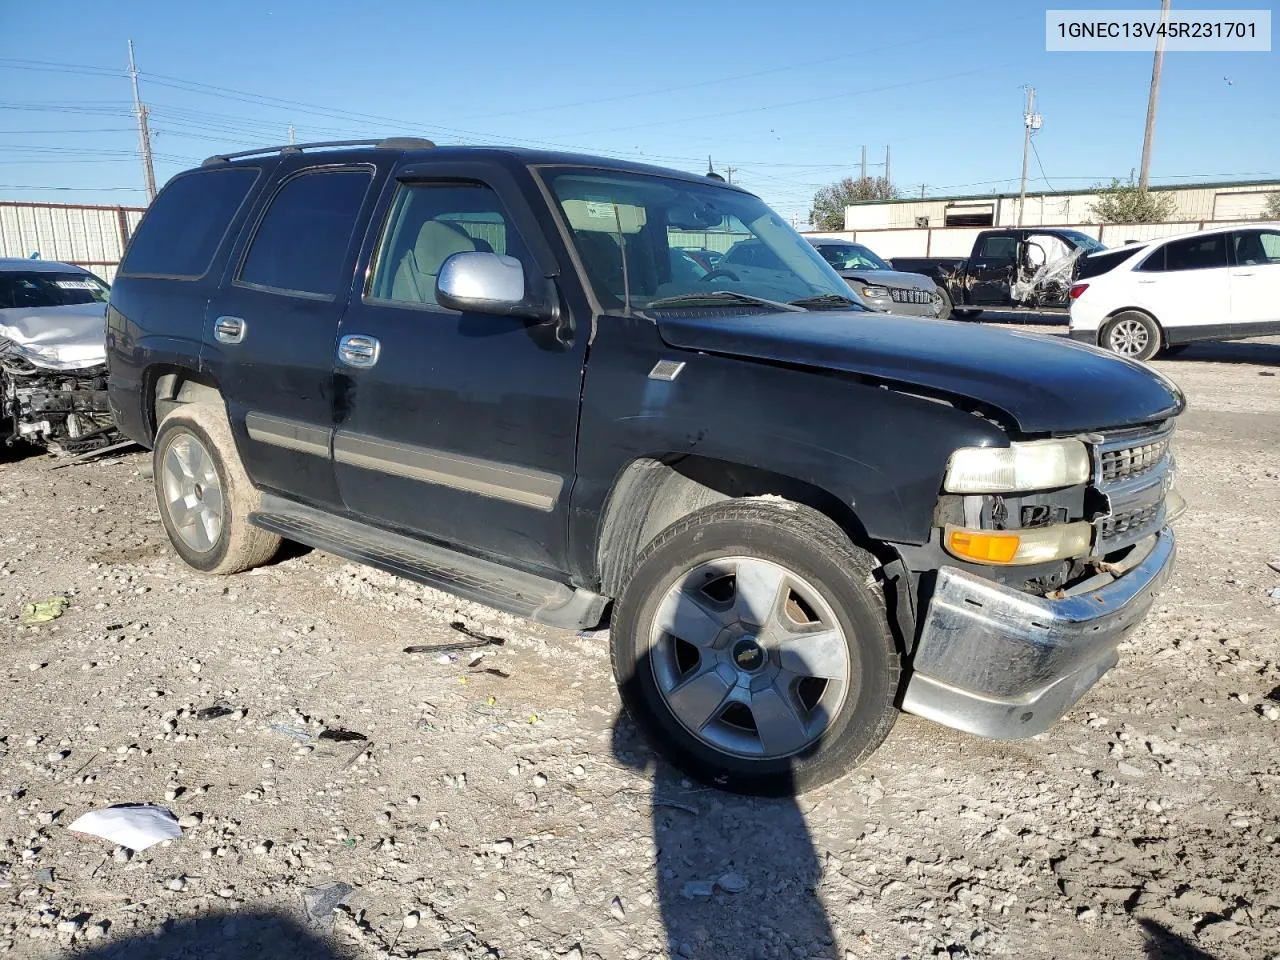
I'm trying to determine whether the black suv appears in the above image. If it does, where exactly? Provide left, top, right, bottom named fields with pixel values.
left=107, top=139, right=1184, bottom=793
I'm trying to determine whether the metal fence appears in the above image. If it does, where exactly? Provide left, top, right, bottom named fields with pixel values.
left=0, top=201, right=147, bottom=284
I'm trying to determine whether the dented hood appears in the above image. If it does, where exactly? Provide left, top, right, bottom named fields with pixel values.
left=0, top=303, right=108, bottom=370
left=655, top=311, right=1184, bottom=434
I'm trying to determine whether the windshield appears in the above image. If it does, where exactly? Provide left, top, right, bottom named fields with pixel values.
left=814, top=242, right=892, bottom=271
left=543, top=169, right=858, bottom=313
left=1059, top=230, right=1106, bottom=254
left=0, top=270, right=109, bottom=309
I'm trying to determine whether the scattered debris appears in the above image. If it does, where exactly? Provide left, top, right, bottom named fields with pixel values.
left=318, top=728, right=367, bottom=743
left=404, top=620, right=506, bottom=654
left=442, top=932, right=476, bottom=950
left=196, top=704, right=235, bottom=721
left=68, top=804, right=181, bottom=852
left=653, top=797, right=699, bottom=815
left=32, top=867, right=53, bottom=886
left=302, top=881, right=354, bottom=927
left=1266, top=559, right=1280, bottom=574
left=680, top=880, right=715, bottom=898
left=47, top=439, right=139, bottom=470
left=716, top=871, right=749, bottom=893
left=21, top=597, right=68, bottom=625
left=269, top=723, right=312, bottom=740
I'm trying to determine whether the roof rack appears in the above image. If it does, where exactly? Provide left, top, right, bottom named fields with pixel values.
left=201, top=136, right=436, bottom=167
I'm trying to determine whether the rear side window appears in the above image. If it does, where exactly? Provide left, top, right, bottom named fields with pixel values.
left=239, top=169, right=372, bottom=297
left=1076, top=247, right=1139, bottom=281
left=977, top=235, right=1017, bottom=259
left=120, top=168, right=258, bottom=278
left=1142, top=234, right=1228, bottom=273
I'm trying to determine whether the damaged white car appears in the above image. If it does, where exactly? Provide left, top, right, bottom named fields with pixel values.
left=1, top=258, right=119, bottom=455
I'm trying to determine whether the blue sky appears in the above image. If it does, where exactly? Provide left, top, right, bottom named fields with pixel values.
left=1, top=0, right=1275, bottom=221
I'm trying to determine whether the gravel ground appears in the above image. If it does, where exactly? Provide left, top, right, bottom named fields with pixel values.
left=0, top=332, right=1277, bottom=960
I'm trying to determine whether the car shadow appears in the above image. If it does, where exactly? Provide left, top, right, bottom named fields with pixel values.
left=611, top=674, right=838, bottom=959
left=72, top=909, right=353, bottom=960
left=1138, top=918, right=1218, bottom=959
left=1157, top=339, right=1280, bottom=366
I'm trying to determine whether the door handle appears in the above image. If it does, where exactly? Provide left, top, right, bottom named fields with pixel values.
left=213, top=316, right=246, bottom=344
left=971, top=262, right=988, bottom=269
left=338, top=334, right=381, bottom=368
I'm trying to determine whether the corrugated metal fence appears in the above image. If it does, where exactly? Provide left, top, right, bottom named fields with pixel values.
left=0, top=201, right=147, bottom=284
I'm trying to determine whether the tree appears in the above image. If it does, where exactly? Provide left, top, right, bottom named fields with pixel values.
left=810, top=176, right=899, bottom=231
left=1089, top=177, right=1177, bottom=224
left=1265, top=192, right=1280, bottom=219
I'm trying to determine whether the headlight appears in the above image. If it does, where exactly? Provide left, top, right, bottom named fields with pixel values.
left=861, top=285, right=889, bottom=299
left=945, top=521, right=1093, bottom=565
left=944, top=439, right=1090, bottom=493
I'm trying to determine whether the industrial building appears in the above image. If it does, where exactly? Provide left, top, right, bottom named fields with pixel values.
left=0, top=201, right=146, bottom=283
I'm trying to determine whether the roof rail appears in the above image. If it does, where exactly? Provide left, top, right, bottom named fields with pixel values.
left=201, top=136, right=436, bottom=167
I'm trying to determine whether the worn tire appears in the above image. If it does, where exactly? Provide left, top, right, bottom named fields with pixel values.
left=953, top=308, right=983, bottom=321
left=152, top=403, right=282, bottom=575
left=934, top=287, right=954, bottom=320
left=1103, top=310, right=1162, bottom=361
left=611, top=499, right=900, bottom=795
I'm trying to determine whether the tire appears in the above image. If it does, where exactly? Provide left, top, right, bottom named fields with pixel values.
left=933, top=287, right=953, bottom=320
left=1102, top=310, right=1162, bottom=361
left=152, top=402, right=282, bottom=575
left=953, top=308, right=983, bottom=321
left=610, top=499, right=900, bottom=795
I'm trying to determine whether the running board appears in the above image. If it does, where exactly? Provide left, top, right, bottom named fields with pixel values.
left=250, top=494, right=606, bottom=630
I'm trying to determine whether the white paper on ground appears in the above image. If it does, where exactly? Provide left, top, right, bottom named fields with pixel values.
left=68, top=804, right=182, bottom=851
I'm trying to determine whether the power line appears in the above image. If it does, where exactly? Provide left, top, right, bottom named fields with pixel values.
left=1029, top=135, right=1055, bottom=190
left=0, top=183, right=145, bottom=192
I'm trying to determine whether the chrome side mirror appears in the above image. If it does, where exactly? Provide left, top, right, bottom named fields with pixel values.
left=436, top=251, right=552, bottom=321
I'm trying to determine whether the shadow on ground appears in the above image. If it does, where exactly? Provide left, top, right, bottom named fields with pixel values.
left=74, top=910, right=351, bottom=960
left=1139, top=918, right=1218, bottom=959
left=612, top=716, right=837, bottom=960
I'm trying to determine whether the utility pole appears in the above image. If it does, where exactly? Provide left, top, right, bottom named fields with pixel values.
left=884, top=144, right=891, bottom=187
left=918, top=183, right=927, bottom=199
left=127, top=40, right=156, bottom=202
left=1016, top=85, right=1041, bottom=227
left=724, top=165, right=736, bottom=184
left=288, top=124, right=296, bottom=145
left=860, top=145, right=867, bottom=181
left=1139, top=0, right=1172, bottom=189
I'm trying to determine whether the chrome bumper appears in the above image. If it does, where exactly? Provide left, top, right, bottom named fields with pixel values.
left=901, top=527, right=1176, bottom=739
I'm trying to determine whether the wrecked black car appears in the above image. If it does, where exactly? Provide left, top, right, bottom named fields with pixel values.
left=1, top=258, right=119, bottom=456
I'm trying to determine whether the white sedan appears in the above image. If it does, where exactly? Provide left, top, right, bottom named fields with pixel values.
left=1068, top=222, right=1280, bottom=360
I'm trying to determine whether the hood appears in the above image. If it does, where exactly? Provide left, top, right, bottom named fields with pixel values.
left=837, top=268, right=935, bottom=291
left=656, top=311, right=1184, bottom=434
left=0, top=303, right=108, bottom=370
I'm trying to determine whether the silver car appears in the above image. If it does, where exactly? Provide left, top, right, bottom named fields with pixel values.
left=806, top=237, right=945, bottom=319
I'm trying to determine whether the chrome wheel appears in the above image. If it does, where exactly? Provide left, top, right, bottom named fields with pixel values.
left=648, top=557, right=851, bottom=760
left=160, top=432, right=224, bottom=553
left=1108, top=317, right=1150, bottom=356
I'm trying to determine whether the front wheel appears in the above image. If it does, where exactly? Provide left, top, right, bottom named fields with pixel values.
left=933, top=286, right=953, bottom=320
left=1103, top=310, right=1162, bottom=361
left=611, top=499, right=900, bottom=795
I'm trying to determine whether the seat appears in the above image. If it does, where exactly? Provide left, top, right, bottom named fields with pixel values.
left=1235, top=232, right=1266, bottom=267
left=391, top=220, right=477, bottom=304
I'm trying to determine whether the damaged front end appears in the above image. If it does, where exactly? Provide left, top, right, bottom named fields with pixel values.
left=0, top=289, right=120, bottom=456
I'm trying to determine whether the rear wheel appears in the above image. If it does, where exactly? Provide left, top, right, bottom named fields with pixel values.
left=153, top=403, right=282, bottom=575
left=1103, top=310, right=1161, bottom=361
left=611, top=499, right=900, bottom=795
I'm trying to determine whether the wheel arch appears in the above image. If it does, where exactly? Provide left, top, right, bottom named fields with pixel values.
left=595, top=455, right=882, bottom=601
left=144, top=364, right=224, bottom=442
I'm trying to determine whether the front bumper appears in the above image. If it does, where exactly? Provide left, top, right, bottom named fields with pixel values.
left=901, top=527, right=1176, bottom=739
left=864, top=295, right=942, bottom=319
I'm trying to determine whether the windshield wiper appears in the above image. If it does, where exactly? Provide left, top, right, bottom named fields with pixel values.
left=644, top=291, right=806, bottom=313
left=788, top=293, right=863, bottom=310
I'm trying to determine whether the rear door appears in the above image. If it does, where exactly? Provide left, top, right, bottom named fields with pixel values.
left=203, top=159, right=388, bottom=508
left=966, top=232, right=1019, bottom=305
left=1131, top=232, right=1231, bottom=338
left=1228, top=227, right=1280, bottom=329
left=330, top=159, right=586, bottom=575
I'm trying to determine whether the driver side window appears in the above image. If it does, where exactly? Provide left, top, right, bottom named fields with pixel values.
left=368, top=182, right=526, bottom=308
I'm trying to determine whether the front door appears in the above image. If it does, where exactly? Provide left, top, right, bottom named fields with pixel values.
left=1131, top=231, right=1231, bottom=339
left=967, top=232, right=1018, bottom=305
left=203, top=161, right=386, bottom=508
left=332, top=161, right=586, bottom=576
left=1229, top=227, right=1280, bottom=329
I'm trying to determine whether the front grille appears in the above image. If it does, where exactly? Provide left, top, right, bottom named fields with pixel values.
left=890, top=287, right=934, bottom=304
left=1099, top=502, right=1162, bottom=542
left=1100, top=435, right=1170, bottom=483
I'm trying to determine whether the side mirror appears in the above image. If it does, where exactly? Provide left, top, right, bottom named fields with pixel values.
left=436, top=251, right=553, bottom=321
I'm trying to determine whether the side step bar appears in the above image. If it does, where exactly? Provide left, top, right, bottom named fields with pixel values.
left=250, top=494, right=607, bottom=631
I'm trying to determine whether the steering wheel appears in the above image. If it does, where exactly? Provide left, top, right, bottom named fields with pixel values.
left=700, top=268, right=740, bottom=283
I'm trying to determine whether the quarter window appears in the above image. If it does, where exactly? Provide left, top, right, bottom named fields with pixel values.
left=368, top=182, right=525, bottom=307
left=239, top=169, right=372, bottom=297
left=120, top=168, right=258, bottom=278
